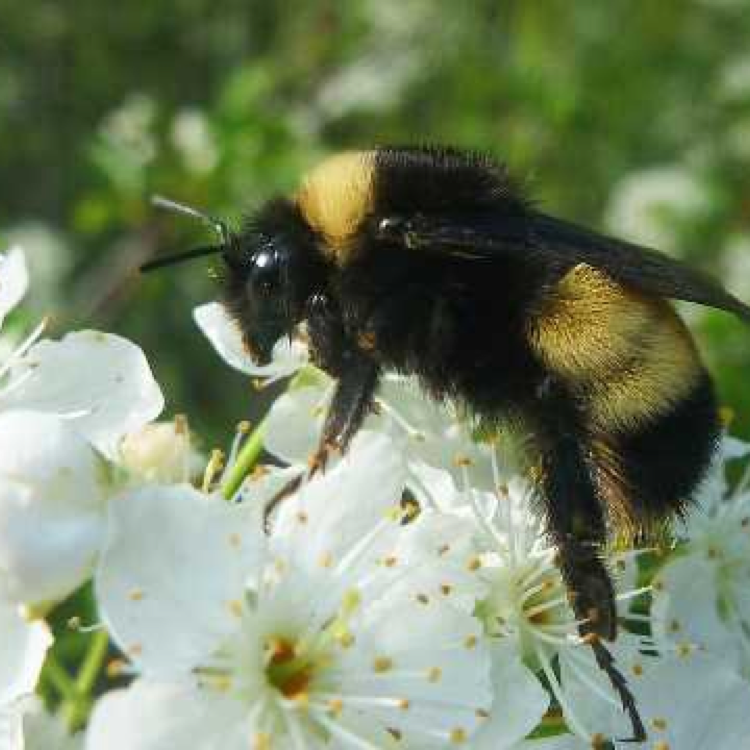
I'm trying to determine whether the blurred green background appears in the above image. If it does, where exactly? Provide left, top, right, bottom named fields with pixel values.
left=2, top=0, right=749, bottom=445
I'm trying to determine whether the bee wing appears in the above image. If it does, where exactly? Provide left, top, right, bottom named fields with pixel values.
left=383, top=211, right=750, bottom=323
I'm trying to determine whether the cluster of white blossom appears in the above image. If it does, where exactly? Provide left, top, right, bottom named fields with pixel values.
left=2, top=247, right=750, bottom=749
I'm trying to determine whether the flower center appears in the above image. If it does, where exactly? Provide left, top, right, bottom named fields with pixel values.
left=264, top=637, right=314, bottom=699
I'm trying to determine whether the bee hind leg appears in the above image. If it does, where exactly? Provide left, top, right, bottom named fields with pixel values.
left=531, top=377, right=646, bottom=742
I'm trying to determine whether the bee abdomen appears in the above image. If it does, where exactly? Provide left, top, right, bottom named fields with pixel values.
left=591, top=370, right=719, bottom=536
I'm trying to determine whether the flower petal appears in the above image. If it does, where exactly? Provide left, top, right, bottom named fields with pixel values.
left=0, top=411, right=106, bottom=604
left=96, top=485, right=265, bottom=675
left=473, top=642, right=549, bottom=750
left=0, top=247, right=28, bottom=329
left=193, top=302, right=307, bottom=380
left=85, top=681, right=249, bottom=750
left=0, top=331, right=164, bottom=459
left=0, top=590, right=52, bottom=705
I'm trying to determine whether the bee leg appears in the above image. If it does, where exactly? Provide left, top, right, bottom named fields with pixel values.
left=263, top=354, right=380, bottom=529
left=532, top=377, right=646, bottom=743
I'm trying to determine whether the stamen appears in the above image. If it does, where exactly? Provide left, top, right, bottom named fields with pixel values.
left=202, top=449, right=225, bottom=492
left=535, top=642, right=592, bottom=741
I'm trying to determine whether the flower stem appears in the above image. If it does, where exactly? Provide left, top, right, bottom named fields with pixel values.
left=62, top=629, right=109, bottom=731
left=43, top=652, right=78, bottom=702
left=221, top=420, right=265, bottom=500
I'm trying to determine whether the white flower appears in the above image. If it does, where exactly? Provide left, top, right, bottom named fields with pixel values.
left=0, top=330, right=164, bottom=460
left=0, top=410, right=107, bottom=605
left=90, top=435, right=493, bottom=749
left=194, top=302, right=308, bottom=384
left=0, top=247, right=28, bottom=329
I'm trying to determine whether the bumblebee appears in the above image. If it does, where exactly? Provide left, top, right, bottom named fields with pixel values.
left=145, top=146, right=750, bottom=742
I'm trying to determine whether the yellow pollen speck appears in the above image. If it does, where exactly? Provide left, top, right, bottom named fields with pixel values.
left=653, top=742, right=670, bottom=750
left=464, top=635, right=478, bottom=649
left=338, top=631, right=355, bottom=648
left=383, top=556, right=398, bottom=567
left=652, top=717, right=668, bottom=731
left=319, top=552, right=333, bottom=568
left=386, top=505, right=403, bottom=522
left=294, top=692, right=310, bottom=708
left=416, top=593, right=429, bottom=605
left=106, top=659, right=127, bottom=678
left=440, top=584, right=452, bottom=595
left=128, top=643, right=143, bottom=657
left=453, top=455, right=473, bottom=467
left=128, top=588, right=145, bottom=602
left=591, top=734, right=607, bottom=749
left=328, top=698, right=343, bottom=716
left=668, top=619, right=681, bottom=633
left=252, top=732, right=271, bottom=750
left=227, top=599, right=243, bottom=618
left=228, top=533, right=241, bottom=549
left=210, top=675, right=233, bottom=692
left=397, top=698, right=410, bottom=710
left=427, top=666, right=442, bottom=682
left=373, top=656, right=393, bottom=673
left=67, top=616, right=82, bottom=631
left=296, top=511, right=308, bottom=524
left=707, top=547, right=719, bottom=559
left=467, top=556, right=482, bottom=571
left=631, top=663, right=644, bottom=676
left=237, top=420, right=252, bottom=434
left=450, top=727, right=467, bottom=744
left=677, top=642, right=692, bottom=658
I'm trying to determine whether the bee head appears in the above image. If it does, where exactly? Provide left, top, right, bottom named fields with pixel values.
left=143, top=195, right=327, bottom=367
left=222, top=199, right=326, bottom=365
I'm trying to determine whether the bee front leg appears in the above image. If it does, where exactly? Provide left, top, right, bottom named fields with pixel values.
left=263, top=352, right=380, bottom=527
left=308, top=353, right=381, bottom=477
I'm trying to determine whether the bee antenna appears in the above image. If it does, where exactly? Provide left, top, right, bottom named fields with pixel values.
left=140, top=244, right=226, bottom=273
left=151, top=194, right=230, bottom=245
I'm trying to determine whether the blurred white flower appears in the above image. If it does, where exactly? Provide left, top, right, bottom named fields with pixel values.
left=91, top=435, right=494, bottom=749
left=98, top=93, right=157, bottom=169
left=0, top=247, right=28, bottom=329
left=194, top=302, right=308, bottom=384
left=3, top=225, right=71, bottom=314
left=604, top=165, right=711, bottom=252
left=0, top=410, right=107, bottom=605
left=171, top=109, right=218, bottom=175
left=720, top=234, right=750, bottom=301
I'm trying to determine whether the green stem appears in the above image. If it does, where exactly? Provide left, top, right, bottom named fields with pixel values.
left=221, top=421, right=265, bottom=500
left=62, top=629, right=109, bottom=731
left=43, top=653, right=78, bottom=702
